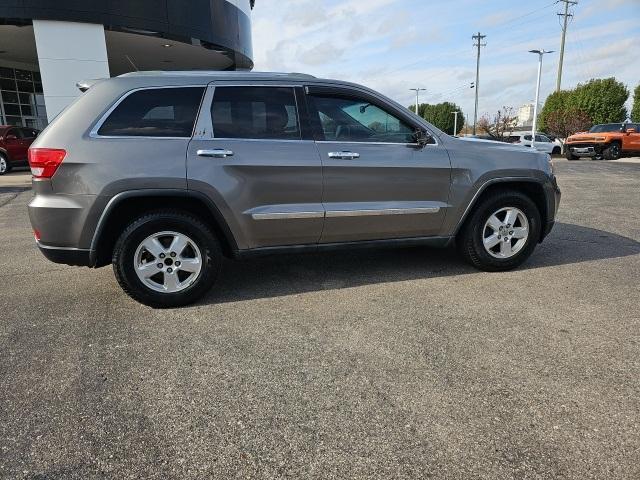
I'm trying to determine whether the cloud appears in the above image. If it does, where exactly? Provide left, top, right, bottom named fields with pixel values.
left=283, top=1, right=330, bottom=27
left=251, top=0, right=640, bottom=123
left=297, top=42, right=345, bottom=66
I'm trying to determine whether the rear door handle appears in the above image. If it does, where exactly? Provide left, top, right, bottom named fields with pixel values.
left=328, top=151, right=360, bottom=159
left=197, top=149, right=234, bottom=158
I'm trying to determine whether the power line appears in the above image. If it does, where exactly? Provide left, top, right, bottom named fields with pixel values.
left=556, top=0, right=578, bottom=91
left=472, top=32, right=486, bottom=135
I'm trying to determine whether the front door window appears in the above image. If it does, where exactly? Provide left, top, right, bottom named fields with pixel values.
left=309, top=95, right=415, bottom=144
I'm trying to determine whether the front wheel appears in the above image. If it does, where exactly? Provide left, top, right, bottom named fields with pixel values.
left=113, top=210, right=222, bottom=308
left=603, top=142, right=621, bottom=160
left=565, top=149, right=579, bottom=160
left=457, top=191, right=541, bottom=271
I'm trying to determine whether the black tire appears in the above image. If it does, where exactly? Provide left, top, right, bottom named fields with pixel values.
left=0, top=153, right=11, bottom=175
left=602, top=142, right=621, bottom=160
left=552, top=146, right=561, bottom=155
left=457, top=190, right=542, bottom=272
left=113, top=210, right=222, bottom=308
left=565, top=149, right=579, bottom=160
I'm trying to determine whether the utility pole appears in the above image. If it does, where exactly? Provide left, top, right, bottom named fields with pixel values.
left=451, top=111, right=459, bottom=136
left=556, top=0, right=577, bottom=92
left=410, top=88, right=426, bottom=117
left=529, top=49, right=554, bottom=142
left=472, top=32, right=486, bottom=135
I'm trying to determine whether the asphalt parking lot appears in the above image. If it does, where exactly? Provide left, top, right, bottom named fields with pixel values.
left=1, top=160, right=639, bottom=479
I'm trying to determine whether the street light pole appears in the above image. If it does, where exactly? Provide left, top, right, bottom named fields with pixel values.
left=529, top=49, right=554, bottom=143
left=451, top=111, right=459, bottom=136
left=410, top=88, right=426, bottom=117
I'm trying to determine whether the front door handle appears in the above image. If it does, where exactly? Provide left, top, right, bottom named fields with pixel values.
left=328, top=151, right=360, bottom=159
left=197, top=149, right=234, bottom=158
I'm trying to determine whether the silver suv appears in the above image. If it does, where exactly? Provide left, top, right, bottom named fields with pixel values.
left=28, top=71, right=560, bottom=307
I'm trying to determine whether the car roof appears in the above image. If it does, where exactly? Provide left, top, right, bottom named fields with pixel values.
left=119, top=71, right=318, bottom=81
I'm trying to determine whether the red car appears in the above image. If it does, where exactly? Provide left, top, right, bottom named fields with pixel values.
left=0, top=125, right=40, bottom=175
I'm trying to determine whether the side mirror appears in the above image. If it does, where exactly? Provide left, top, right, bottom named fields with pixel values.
left=413, top=129, right=434, bottom=147
left=626, top=128, right=636, bottom=134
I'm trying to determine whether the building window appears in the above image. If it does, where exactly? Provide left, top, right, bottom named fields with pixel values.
left=0, top=66, right=47, bottom=129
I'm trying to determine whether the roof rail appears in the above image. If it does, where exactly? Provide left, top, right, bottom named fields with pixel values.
left=118, top=70, right=316, bottom=79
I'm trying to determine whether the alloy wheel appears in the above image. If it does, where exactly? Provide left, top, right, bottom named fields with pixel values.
left=134, top=231, right=203, bottom=293
left=0, top=157, right=7, bottom=174
left=482, top=207, right=529, bottom=259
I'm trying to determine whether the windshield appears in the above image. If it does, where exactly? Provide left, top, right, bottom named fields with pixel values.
left=589, top=124, right=622, bottom=133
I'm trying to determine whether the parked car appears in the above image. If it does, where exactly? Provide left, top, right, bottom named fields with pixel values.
left=506, top=133, right=561, bottom=155
left=28, top=71, right=560, bottom=307
left=0, top=126, right=39, bottom=175
left=565, top=123, right=640, bottom=160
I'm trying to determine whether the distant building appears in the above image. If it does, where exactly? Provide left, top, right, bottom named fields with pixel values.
left=517, top=103, right=535, bottom=127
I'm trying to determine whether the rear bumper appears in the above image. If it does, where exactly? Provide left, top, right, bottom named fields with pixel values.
left=37, top=243, right=93, bottom=267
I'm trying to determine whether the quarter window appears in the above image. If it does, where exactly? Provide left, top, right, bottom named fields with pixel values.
left=97, top=87, right=205, bottom=137
left=211, top=87, right=301, bottom=140
left=309, top=95, right=415, bottom=143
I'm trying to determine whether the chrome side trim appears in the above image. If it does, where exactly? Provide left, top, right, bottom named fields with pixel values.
left=250, top=206, right=441, bottom=220
left=326, top=207, right=440, bottom=217
left=316, top=140, right=424, bottom=147
left=210, top=138, right=315, bottom=144
left=251, top=211, right=324, bottom=220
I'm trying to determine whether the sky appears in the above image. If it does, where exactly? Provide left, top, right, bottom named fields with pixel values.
left=251, top=0, right=640, bottom=123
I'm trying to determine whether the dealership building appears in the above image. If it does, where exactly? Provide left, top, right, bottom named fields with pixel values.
left=0, top=0, right=255, bottom=130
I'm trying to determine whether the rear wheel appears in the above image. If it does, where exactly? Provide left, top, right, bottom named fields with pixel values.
left=457, top=190, right=541, bottom=271
left=113, top=210, right=222, bottom=308
left=603, top=142, right=621, bottom=160
left=0, top=154, right=11, bottom=175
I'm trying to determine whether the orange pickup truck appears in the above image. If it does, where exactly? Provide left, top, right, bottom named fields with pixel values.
left=565, top=123, right=640, bottom=160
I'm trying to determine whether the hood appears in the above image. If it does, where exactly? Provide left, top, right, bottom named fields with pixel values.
left=568, top=131, right=619, bottom=141
left=459, top=137, right=531, bottom=151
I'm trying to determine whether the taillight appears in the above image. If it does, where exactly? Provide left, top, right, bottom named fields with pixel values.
left=28, top=148, right=66, bottom=179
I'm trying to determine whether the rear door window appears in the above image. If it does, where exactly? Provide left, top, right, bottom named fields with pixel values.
left=98, top=87, right=205, bottom=137
left=211, top=87, right=301, bottom=140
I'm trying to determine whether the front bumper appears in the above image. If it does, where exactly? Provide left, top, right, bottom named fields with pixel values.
left=567, top=143, right=605, bottom=157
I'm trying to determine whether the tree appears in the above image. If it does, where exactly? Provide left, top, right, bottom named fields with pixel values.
left=567, top=78, right=628, bottom=124
left=632, top=84, right=640, bottom=122
left=539, top=90, right=571, bottom=132
left=410, top=102, right=466, bottom=135
left=477, top=106, right=517, bottom=140
left=545, top=108, right=592, bottom=152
